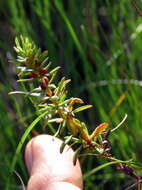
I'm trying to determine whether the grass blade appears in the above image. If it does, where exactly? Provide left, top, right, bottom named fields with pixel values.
left=10, top=110, right=49, bottom=172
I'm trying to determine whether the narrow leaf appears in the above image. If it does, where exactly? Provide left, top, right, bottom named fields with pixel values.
left=73, top=105, right=93, bottom=113
left=91, top=123, right=109, bottom=139
left=48, top=118, right=63, bottom=123
left=17, top=78, right=33, bottom=82
left=73, top=145, right=82, bottom=165
left=83, top=160, right=132, bottom=179
left=9, top=91, right=41, bottom=97
left=60, top=135, right=73, bottom=153
left=111, top=114, right=127, bottom=132
left=49, top=66, right=61, bottom=75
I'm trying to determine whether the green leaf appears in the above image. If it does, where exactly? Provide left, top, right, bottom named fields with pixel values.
left=49, top=66, right=61, bottom=75
left=59, top=99, right=71, bottom=106
left=36, top=107, right=49, bottom=114
left=49, top=95, right=59, bottom=102
left=60, top=135, right=73, bottom=153
left=17, top=66, right=33, bottom=72
left=48, top=67, right=61, bottom=84
left=55, top=77, right=71, bottom=96
left=41, top=57, right=49, bottom=66
left=15, top=37, right=20, bottom=48
left=44, top=62, right=52, bottom=69
left=59, top=92, right=68, bottom=103
left=130, top=162, right=142, bottom=170
left=48, top=118, right=63, bottom=123
left=73, top=105, right=93, bottom=113
left=83, top=159, right=133, bottom=180
left=38, top=104, right=48, bottom=107
left=17, top=78, right=33, bottom=82
left=39, top=50, right=48, bottom=62
left=8, top=91, right=29, bottom=95
left=9, top=91, right=41, bottom=97
left=73, top=145, right=82, bottom=165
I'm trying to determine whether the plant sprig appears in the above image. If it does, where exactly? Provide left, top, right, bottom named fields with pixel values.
left=9, top=36, right=142, bottom=189
left=10, top=36, right=109, bottom=151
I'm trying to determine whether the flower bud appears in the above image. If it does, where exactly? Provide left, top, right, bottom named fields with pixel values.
left=40, top=77, right=49, bottom=90
left=39, top=68, right=48, bottom=76
left=30, top=72, right=38, bottom=78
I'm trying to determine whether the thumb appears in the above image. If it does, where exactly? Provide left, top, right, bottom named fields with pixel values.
left=25, top=135, right=83, bottom=190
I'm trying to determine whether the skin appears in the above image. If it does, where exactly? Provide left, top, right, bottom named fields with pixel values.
left=25, top=135, right=83, bottom=190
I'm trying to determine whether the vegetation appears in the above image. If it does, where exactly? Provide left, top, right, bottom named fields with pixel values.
left=1, top=1, right=142, bottom=189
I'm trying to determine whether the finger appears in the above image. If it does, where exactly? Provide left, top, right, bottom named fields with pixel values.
left=25, top=135, right=83, bottom=190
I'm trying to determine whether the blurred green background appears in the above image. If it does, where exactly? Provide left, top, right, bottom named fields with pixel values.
left=1, top=0, right=142, bottom=189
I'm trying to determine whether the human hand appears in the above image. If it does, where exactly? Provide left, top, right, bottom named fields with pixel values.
left=25, top=135, right=83, bottom=190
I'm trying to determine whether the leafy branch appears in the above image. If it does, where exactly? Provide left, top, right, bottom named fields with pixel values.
left=9, top=36, right=142, bottom=189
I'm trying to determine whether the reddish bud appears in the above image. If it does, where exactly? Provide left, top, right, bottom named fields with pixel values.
left=40, top=77, right=49, bottom=90
left=39, top=68, right=48, bottom=76
left=30, top=72, right=38, bottom=78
